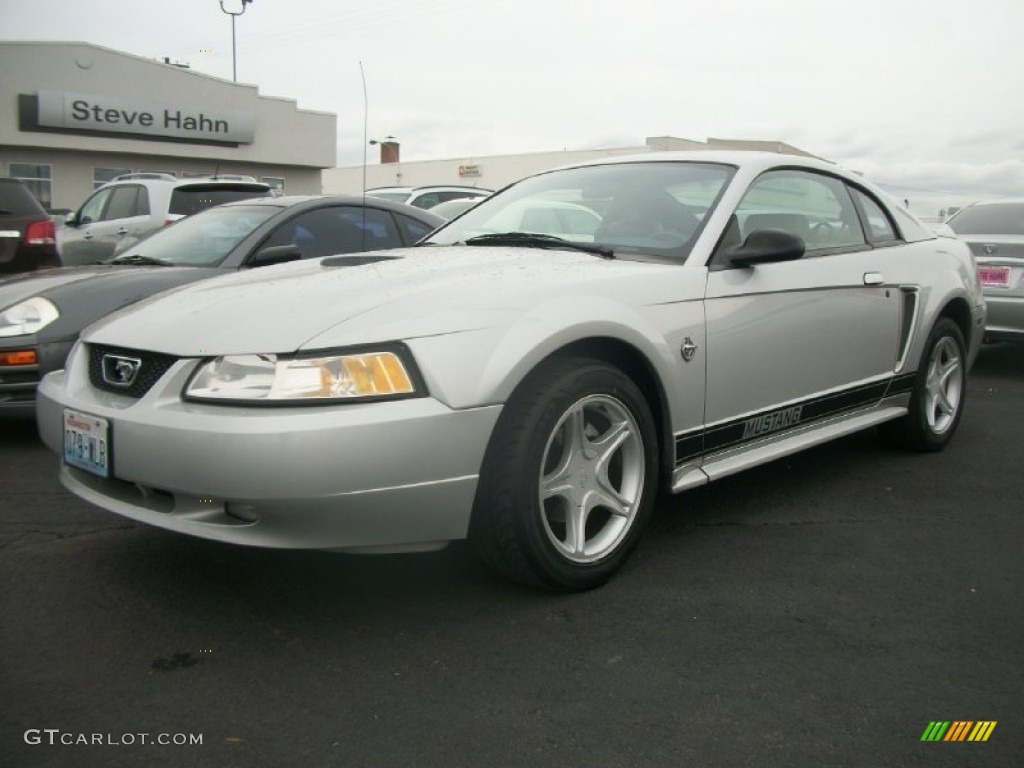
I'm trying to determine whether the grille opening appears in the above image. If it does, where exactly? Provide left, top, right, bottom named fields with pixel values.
left=88, top=344, right=177, bottom=399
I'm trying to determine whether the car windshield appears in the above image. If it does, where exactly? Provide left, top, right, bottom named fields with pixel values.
left=112, top=204, right=278, bottom=266
left=947, top=202, right=1024, bottom=235
left=424, top=161, right=735, bottom=259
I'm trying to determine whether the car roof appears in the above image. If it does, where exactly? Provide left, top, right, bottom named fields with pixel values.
left=217, top=194, right=447, bottom=223
left=554, top=149, right=841, bottom=175
left=958, top=198, right=1024, bottom=207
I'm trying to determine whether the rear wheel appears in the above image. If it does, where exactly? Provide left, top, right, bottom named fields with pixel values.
left=880, top=317, right=966, bottom=451
left=470, top=357, right=658, bottom=591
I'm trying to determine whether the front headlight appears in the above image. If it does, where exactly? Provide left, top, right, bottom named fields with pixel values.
left=185, top=346, right=423, bottom=404
left=0, top=297, right=60, bottom=337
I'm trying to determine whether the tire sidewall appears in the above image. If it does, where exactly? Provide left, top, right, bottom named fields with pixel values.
left=908, top=318, right=967, bottom=451
left=498, top=360, right=658, bottom=590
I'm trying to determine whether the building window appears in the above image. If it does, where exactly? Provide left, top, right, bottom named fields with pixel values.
left=9, top=163, right=53, bottom=209
left=94, top=167, right=132, bottom=189
left=262, top=176, right=285, bottom=195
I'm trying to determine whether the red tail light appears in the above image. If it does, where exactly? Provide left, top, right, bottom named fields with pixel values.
left=26, top=219, right=56, bottom=245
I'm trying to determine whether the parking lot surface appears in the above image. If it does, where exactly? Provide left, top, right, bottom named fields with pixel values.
left=2, top=345, right=1022, bottom=767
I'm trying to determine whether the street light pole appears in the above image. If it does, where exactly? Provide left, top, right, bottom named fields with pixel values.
left=218, top=0, right=253, bottom=82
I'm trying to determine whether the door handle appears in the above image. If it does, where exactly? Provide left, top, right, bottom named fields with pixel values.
left=83, top=232, right=93, bottom=240
left=863, top=272, right=885, bottom=285
left=116, top=228, right=129, bottom=235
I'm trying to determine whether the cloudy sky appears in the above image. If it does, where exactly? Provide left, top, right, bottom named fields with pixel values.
left=2, top=0, right=1022, bottom=215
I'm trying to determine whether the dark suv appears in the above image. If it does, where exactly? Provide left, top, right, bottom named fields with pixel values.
left=0, top=178, right=60, bottom=274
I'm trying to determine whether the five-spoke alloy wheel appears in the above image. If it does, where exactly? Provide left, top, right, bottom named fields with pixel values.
left=881, top=317, right=967, bottom=452
left=470, top=356, right=658, bottom=591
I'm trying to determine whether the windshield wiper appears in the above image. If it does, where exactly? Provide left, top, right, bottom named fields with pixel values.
left=106, top=254, right=174, bottom=266
left=464, top=232, right=614, bottom=259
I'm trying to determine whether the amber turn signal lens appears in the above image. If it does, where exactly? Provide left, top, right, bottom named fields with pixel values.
left=0, top=349, right=38, bottom=366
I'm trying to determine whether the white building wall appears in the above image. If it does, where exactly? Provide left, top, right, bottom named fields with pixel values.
left=323, top=136, right=819, bottom=195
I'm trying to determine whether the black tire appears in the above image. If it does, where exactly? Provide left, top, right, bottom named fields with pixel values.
left=469, top=356, right=659, bottom=591
left=879, top=317, right=967, bottom=452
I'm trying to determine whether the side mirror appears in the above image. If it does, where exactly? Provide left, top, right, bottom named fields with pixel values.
left=249, top=244, right=302, bottom=267
left=64, top=212, right=79, bottom=227
left=724, top=229, right=805, bottom=268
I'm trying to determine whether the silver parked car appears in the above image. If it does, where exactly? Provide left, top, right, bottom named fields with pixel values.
left=37, top=152, right=985, bottom=591
left=59, top=173, right=272, bottom=265
left=944, top=198, right=1024, bottom=343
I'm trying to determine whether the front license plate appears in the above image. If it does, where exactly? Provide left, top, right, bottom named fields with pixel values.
left=979, top=266, right=1011, bottom=288
left=63, top=409, right=111, bottom=478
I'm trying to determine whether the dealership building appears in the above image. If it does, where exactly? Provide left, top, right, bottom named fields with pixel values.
left=0, top=41, right=337, bottom=211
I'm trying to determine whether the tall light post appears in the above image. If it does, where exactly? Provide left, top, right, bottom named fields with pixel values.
left=218, top=0, right=253, bottom=82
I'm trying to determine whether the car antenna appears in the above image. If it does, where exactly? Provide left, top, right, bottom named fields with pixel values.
left=360, top=60, right=369, bottom=253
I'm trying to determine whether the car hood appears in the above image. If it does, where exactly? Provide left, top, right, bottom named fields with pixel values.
left=0, top=265, right=220, bottom=341
left=85, top=247, right=693, bottom=356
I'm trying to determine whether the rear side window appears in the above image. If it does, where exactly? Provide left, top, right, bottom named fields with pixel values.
left=397, top=213, right=436, bottom=243
left=851, top=188, right=899, bottom=244
left=169, top=185, right=271, bottom=216
left=0, top=180, right=47, bottom=216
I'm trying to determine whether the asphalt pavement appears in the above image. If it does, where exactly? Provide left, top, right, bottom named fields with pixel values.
left=1, top=344, right=1021, bottom=768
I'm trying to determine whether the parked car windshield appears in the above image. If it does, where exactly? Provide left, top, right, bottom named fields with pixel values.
left=947, top=202, right=1024, bottom=235
left=425, top=161, right=735, bottom=259
left=111, top=204, right=278, bottom=266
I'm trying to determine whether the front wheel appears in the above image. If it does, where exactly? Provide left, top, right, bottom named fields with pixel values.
left=469, top=357, right=659, bottom=591
left=880, top=317, right=967, bottom=452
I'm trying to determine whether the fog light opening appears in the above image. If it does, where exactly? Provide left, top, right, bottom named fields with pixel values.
left=225, top=502, right=259, bottom=523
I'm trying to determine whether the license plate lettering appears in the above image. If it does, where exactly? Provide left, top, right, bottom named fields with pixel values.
left=978, top=266, right=1011, bottom=288
left=63, top=409, right=111, bottom=478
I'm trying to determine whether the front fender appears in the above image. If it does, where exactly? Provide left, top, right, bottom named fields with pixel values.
left=406, top=293, right=706, bottom=438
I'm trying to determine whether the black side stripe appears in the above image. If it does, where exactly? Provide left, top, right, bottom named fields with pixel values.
left=675, top=372, right=917, bottom=465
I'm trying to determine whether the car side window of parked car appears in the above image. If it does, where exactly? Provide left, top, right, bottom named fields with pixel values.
left=102, top=186, right=142, bottom=221
left=396, top=213, right=436, bottom=244
left=264, top=206, right=404, bottom=259
left=850, top=188, right=901, bottom=246
left=735, top=170, right=867, bottom=253
left=78, top=188, right=112, bottom=225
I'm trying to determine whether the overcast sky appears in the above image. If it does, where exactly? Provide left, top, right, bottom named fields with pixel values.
left=2, top=0, right=1022, bottom=215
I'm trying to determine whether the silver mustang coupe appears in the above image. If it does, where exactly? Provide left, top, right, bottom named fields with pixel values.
left=37, top=152, right=985, bottom=591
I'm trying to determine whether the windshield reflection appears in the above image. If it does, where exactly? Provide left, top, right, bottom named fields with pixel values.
left=112, top=204, right=279, bottom=267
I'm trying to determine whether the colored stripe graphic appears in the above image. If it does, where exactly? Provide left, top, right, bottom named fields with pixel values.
left=921, top=722, right=949, bottom=741
left=944, top=721, right=972, bottom=741
left=920, top=721, right=996, bottom=742
left=968, top=722, right=997, bottom=742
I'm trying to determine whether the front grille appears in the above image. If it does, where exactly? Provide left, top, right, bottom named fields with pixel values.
left=88, top=344, right=177, bottom=399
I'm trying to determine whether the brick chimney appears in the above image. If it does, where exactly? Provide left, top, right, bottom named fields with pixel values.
left=379, top=140, right=400, bottom=164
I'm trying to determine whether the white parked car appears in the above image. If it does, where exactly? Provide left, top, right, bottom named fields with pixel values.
left=366, top=185, right=491, bottom=210
left=38, top=152, right=985, bottom=591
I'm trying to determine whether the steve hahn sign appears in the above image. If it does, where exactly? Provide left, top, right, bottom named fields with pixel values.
left=36, top=90, right=255, bottom=144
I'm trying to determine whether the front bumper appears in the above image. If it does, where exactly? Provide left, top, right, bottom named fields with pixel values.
left=0, top=338, right=74, bottom=418
left=37, top=356, right=502, bottom=551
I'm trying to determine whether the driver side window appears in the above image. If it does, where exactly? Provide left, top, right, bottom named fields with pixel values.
left=735, top=170, right=867, bottom=253
left=79, top=188, right=112, bottom=225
